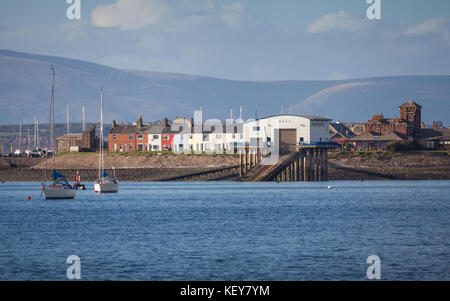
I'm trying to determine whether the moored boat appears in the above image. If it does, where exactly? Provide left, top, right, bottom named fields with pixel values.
left=94, top=88, right=119, bottom=193
left=42, top=66, right=77, bottom=200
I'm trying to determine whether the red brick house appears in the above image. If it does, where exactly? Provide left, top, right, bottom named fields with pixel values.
left=108, top=116, right=150, bottom=152
left=108, top=116, right=175, bottom=152
left=364, top=101, right=422, bottom=137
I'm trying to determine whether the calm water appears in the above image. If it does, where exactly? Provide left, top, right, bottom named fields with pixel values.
left=0, top=181, right=449, bottom=281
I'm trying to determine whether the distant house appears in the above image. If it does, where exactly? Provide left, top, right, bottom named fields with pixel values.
left=329, top=122, right=355, bottom=147
left=348, top=132, right=407, bottom=151
left=109, top=116, right=176, bottom=152
left=416, top=128, right=450, bottom=150
left=56, top=125, right=97, bottom=153
left=109, top=117, right=150, bottom=152
left=364, top=101, right=422, bottom=136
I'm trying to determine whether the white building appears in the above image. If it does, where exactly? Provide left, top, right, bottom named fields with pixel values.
left=170, top=114, right=331, bottom=154
left=243, top=114, right=332, bottom=153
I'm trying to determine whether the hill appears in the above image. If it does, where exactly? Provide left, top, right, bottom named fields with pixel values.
left=0, top=49, right=449, bottom=125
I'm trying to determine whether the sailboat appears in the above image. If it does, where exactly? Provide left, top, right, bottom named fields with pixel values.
left=42, top=66, right=77, bottom=200
left=94, top=87, right=119, bottom=193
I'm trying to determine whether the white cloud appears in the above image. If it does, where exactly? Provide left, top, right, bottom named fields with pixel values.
left=220, top=2, right=246, bottom=29
left=306, top=11, right=368, bottom=34
left=405, top=17, right=448, bottom=35
left=91, top=0, right=169, bottom=30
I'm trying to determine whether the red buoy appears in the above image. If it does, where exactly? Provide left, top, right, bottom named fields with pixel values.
left=94, top=190, right=98, bottom=193
left=26, top=196, right=31, bottom=200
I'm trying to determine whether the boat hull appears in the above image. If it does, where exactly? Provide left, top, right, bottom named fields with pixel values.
left=94, top=182, right=119, bottom=193
left=43, top=187, right=76, bottom=199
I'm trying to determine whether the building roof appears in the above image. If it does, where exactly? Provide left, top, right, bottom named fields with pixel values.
left=348, top=132, right=407, bottom=142
left=399, top=101, right=422, bottom=109
left=248, top=114, right=332, bottom=122
left=418, top=128, right=450, bottom=141
left=330, top=123, right=356, bottom=138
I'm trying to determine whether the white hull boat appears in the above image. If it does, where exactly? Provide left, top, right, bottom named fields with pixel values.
left=94, top=181, right=119, bottom=193
left=43, top=186, right=76, bottom=199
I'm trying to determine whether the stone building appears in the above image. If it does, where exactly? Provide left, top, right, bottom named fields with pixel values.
left=56, top=125, right=98, bottom=153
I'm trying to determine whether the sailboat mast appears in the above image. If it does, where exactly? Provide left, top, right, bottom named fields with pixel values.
left=99, top=87, right=104, bottom=179
left=18, top=123, right=22, bottom=150
left=50, top=66, right=55, bottom=170
left=66, top=104, right=70, bottom=134
left=82, top=105, right=85, bottom=132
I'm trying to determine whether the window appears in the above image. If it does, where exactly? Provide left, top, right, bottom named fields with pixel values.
left=163, top=135, right=169, bottom=140
left=137, top=144, right=143, bottom=151
left=300, top=137, right=304, bottom=142
left=137, top=134, right=143, bottom=140
left=113, top=144, right=117, bottom=151
left=129, top=134, right=133, bottom=140
left=153, top=135, right=159, bottom=140
left=216, top=134, right=222, bottom=139
left=189, top=135, right=193, bottom=139
left=163, top=145, right=170, bottom=151
left=253, top=126, right=260, bottom=131
left=129, top=144, right=133, bottom=151
left=152, top=145, right=159, bottom=150
left=113, top=134, right=117, bottom=140
left=203, top=135, right=209, bottom=141
left=267, top=137, right=271, bottom=142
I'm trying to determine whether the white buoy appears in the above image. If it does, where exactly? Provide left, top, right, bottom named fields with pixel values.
left=328, top=186, right=332, bottom=190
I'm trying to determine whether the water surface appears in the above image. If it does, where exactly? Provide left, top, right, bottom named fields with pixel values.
left=0, top=181, right=449, bottom=280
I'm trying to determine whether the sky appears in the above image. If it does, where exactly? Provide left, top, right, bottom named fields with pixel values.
left=0, top=0, right=450, bottom=81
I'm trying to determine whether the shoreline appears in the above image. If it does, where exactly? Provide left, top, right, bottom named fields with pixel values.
left=1, top=151, right=450, bottom=182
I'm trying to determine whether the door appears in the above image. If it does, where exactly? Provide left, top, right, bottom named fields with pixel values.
left=279, top=129, right=297, bottom=154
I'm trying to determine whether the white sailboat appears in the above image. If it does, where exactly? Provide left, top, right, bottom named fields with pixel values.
left=94, top=87, right=119, bottom=193
left=42, top=66, right=77, bottom=200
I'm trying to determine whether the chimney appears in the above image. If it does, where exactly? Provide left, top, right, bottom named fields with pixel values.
left=433, top=121, right=438, bottom=130
left=162, top=117, right=169, bottom=127
left=137, top=116, right=143, bottom=127
left=112, top=120, right=116, bottom=129
left=188, top=118, right=193, bottom=128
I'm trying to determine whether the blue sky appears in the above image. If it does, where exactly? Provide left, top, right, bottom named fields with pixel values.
left=1, top=0, right=450, bottom=80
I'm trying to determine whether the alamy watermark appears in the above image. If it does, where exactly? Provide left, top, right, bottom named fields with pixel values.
left=66, top=0, right=81, bottom=20
left=66, top=255, right=81, bottom=280
left=367, top=0, right=381, bottom=20
left=366, top=255, right=381, bottom=279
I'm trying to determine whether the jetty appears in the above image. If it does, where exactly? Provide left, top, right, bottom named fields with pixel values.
left=239, top=144, right=336, bottom=182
